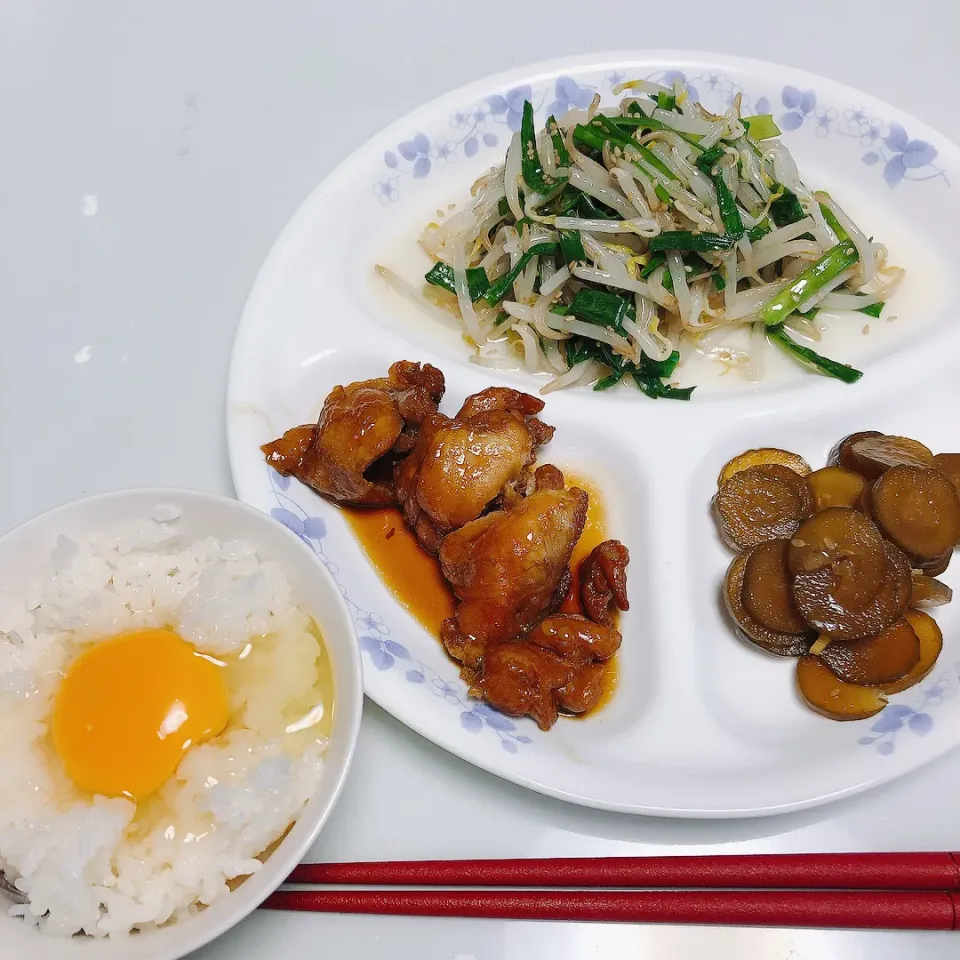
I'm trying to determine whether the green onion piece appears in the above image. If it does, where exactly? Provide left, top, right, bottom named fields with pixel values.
left=713, top=175, right=745, bottom=239
left=654, top=183, right=671, bottom=204
left=766, top=325, right=863, bottom=383
left=742, top=114, right=782, bottom=140
left=759, top=242, right=859, bottom=327
left=858, top=302, right=884, bottom=318
left=547, top=115, right=570, bottom=166
left=649, top=231, right=737, bottom=253
left=695, top=145, right=726, bottom=174
left=424, top=261, right=490, bottom=301
left=712, top=272, right=727, bottom=291
left=520, top=100, right=565, bottom=195
left=497, top=197, right=512, bottom=218
left=640, top=253, right=665, bottom=279
left=482, top=242, right=559, bottom=306
left=559, top=229, right=586, bottom=269
left=747, top=219, right=770, bottom=243
left=569, top=288, right=631, bottom=333
left=769, top=184, right=805, bottom=227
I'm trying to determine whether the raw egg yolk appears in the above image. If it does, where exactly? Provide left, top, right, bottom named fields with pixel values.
left=52, top=628, right=229, bottom=801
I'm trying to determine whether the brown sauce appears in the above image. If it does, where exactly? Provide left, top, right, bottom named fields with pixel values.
left=342, top=507, right=456, bottom=634
left=342, top=470, right=618, bottom=717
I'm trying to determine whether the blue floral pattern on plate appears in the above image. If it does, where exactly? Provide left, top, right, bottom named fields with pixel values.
left=268, top=467, right=532, bottom=752
left=375, top=68, right=948, bottom=201
left=858, top=663, right=958, bottom=755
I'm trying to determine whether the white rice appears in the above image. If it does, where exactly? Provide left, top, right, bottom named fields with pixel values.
left=0, top=515, right=329, bottom=937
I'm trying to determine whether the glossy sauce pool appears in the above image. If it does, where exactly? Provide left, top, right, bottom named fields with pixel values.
left=342, top=471, right=618, bottom=716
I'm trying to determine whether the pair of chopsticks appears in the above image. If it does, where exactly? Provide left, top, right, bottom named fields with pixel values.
left=262, top=853, right=960, bottom=930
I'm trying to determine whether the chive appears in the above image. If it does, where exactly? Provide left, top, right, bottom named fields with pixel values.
left=541, top=185, right=581, bottom=217
left=497, top=197, right=512, bottom=218
left=520, top=100, right=565, bottom=195
left=493, top=310, right=510, bottom=326
left=858, top=302, right=884, bottom=318
left=482, top=241, right=559, bottom=306
left=577, top=194, right=619, bottom=221
left=639, top=350, right=681, bottom=378
left=630, top=368, right=695, bottom=400
left=769, top=185, right=805, bottom=227
left=712, top=272, right=727, bottom=291
left=594, top=370, right=625, bottom=391
left=649, top=231, right=737, bottom=254
left=742, top=114, right=782, bottom=140
left=559, top=229, right=586, bottom=269
left=747, top=219, right=770, bottom=243
left=766, top=325, right=863, bottom=383
left=661, top=266, right=675, bottom=293
left=657, top=91, right=677, bottom=111
left=547, top=114, right=570, bottom=166
left=759, top=242, right=859, bottom=327
left=640, top=253, right=665, bottom=279
left=818, top=200, right=850, bottom=242
left=713, top=175, right=744, bottom=239
left=573, top=122, right=675, bottom=179
left=654, top=183, right=671, bottom=204
left=615, top=113, right=703, bottom=148
left=551, top=302, right=571, bottom=316
left=424, top=261, right=490, bottom=301
left=569, top=288, right=631, bottom=333
left=695, top=145, right=726, bottom=174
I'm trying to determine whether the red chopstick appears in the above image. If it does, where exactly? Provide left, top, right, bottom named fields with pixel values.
left=263, top=888, right=960, bottom=930
left=287, top=852, right=960, bottom=891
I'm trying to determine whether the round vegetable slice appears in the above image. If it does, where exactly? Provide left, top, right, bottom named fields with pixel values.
left=792, top=541, right=911, bottom=640
left=717, top=448, right=811, bottom=488
left=910, top=573, right=953, bottom=609
left=807, top=466, right=867, bottom=511
left=820, top=618, right=920, bottom=685
left=796, top=655, right=887, bottom=721
left=714, top=464, right=814, bottom=550
left=915, top=551, right=951, bottom=577
left=849, top=435, right=934, bottom=480
left=933, top=452, right=960, bottom=500
left=787, top=507, right=886, bottom=609
left=741, top=539, right=808, bottom=634
left=723, top=552, right=813, bottom=657
left=879, top=610, right=943, bottom=694
left=871, top=465, right=960, bottom=561
left=830, top=431, right=884, bottom=472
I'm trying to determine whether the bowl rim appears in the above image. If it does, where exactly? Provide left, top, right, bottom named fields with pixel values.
left=0, top=486, right=365, bottom=958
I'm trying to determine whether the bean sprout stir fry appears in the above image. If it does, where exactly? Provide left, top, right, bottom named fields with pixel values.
left=381, top=77, right=903, bottom=398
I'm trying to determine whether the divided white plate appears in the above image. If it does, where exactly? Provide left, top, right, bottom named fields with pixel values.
left=227, top=51, right=960, bottom=817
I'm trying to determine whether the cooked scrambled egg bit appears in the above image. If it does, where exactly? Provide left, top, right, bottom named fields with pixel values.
left=51, top=628, right=230, bottom=801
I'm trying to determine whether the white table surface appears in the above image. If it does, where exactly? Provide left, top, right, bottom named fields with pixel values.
left=3, top=1, right=960, bottom=956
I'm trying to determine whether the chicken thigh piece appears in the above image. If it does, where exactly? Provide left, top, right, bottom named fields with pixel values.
left=261, top=361, right=444, bottom=506
left=439, top=481, right=589, bottom=668
left=395, top=387, right=555, bottom=553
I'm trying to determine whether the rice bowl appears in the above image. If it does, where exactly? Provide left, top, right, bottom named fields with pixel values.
left=0, top=489, right=363, bottom=960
